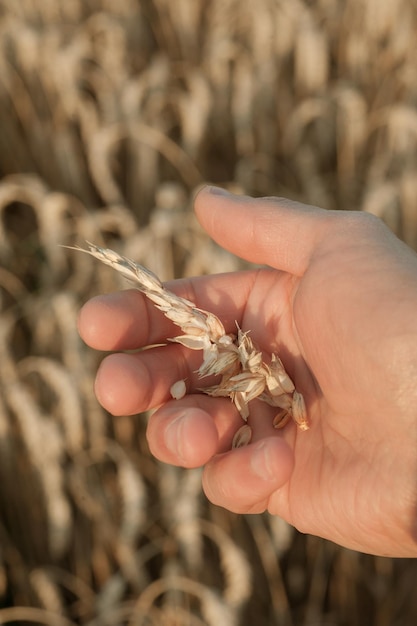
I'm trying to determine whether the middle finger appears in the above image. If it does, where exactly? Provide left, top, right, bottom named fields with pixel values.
left=94, top=342, right=218, bottom=416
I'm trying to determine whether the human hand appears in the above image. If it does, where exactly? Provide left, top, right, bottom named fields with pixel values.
left=78, top=187, right=417, bottom=557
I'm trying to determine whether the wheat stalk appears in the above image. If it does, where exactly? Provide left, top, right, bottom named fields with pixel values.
left=66, top=242, right=309, bottom=447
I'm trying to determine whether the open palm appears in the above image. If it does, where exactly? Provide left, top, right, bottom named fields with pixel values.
left=78, top=188, right=417, bottom=557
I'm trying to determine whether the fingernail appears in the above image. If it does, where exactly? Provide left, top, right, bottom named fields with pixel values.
left=165, top=413, right=187, bottom=463
left=207, top=185, right=233, bottom=196
left=250, top=440, right=276, bottom=481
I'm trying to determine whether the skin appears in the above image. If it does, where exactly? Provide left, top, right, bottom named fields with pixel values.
left=78, top=186, right=417, bottom=557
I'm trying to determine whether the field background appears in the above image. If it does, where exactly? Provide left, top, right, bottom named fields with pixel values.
left=0, top=0, right=417, bottom=624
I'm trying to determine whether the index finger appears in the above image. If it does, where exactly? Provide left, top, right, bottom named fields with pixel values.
left=77, top=270, right=259, bottom=352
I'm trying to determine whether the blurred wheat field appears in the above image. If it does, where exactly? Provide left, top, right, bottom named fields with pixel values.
left=0, top=0, right=417, bottom=624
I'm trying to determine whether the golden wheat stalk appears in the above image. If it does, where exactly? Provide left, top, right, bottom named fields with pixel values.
left=66, top=242, right=309, bottom=447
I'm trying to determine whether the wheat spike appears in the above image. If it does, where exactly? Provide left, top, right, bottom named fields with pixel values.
left=66, top=243, right=309, bottom=444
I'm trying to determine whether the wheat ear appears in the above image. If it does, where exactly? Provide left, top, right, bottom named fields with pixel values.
left=65, top=242, right=309, bottom=447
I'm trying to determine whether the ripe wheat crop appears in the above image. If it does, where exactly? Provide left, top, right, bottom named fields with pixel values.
left=1, top=0, right=417, bottom=624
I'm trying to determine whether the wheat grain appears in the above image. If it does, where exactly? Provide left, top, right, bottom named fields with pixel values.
left=66, top=243, right=309, bottom=446
left=170, top=379, right=187, bottom=400
left=232, top=424, right=252, bottom=449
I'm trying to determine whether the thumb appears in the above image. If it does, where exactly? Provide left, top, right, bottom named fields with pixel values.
left=194, top=186, right=332, bottom=276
